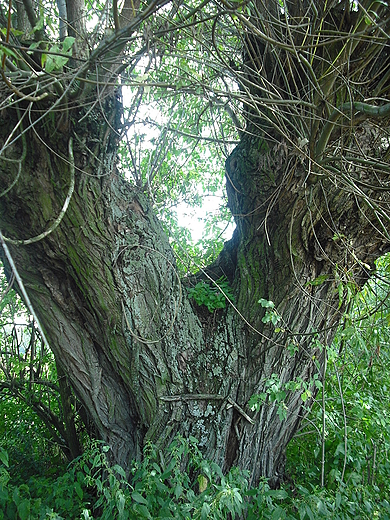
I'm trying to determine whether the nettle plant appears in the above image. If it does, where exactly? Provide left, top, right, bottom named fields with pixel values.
left=258, top=299, right=282, bottom=328
left=187, top=276, right=234, bottom=313
left=249, top=300, right=322, bottom=421
left=248, top=373, right=323, bottom=422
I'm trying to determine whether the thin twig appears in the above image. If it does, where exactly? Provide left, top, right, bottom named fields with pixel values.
left=321, top=347, right=328, bottom=487
left=2, top=137, right=75, bottom=245
left=335, top=362, right=348, bottom=484
left=0, top=230, right=49, bottom=347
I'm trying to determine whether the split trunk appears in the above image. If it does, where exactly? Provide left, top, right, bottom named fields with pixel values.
left=0, top=94, right=386, bottom=486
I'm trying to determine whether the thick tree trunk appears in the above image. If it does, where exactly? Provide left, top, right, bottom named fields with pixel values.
left=0, top=90, right=388, bottom=486
left=221, top=132, right=386, bottom=485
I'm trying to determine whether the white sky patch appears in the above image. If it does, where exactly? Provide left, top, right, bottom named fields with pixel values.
left=121, top=85, right=236, bottom=245
left=176, top=194, right=234, bottom=243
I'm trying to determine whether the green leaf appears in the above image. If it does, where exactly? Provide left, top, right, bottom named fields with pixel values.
left=248, top=393, right=266, bottom=411
left=337, top=282, right=344, bottom=309
left=0, top=45, right=18, bottom=60
left=305, top=504, right=315, bottom=520
left=201, top=502, right=210, bottom=520
left=0, top=448, right=9, bottom=468
left=62, top=36, right=75, bottom=53
left=266, top=489, right=288, bottom=499
left=116, top=490, right=125, bottom=514
left=92, top=454, right=101, bottom=468
left=301, top=390, right=312, bottom=402
left=277, top=403, right=287, bottom=421
left=113, top=464, right=126, bottom=477
left=16, top=499, right=31, bottom=520
left=132, top=491, right=148, bottom=505
left=133, top=504, right=152, bottom=519
left=287, top=343, right=298, bottom=356
left=0, top=28, right=24, bottom=37
left=43, top=43, right=73, bottom=72
left=31, top=14, right=44, bottom=33
left=306, top=274, right=329, bottom=286
left=174, top=483, right=184, bottom=498
left=258, top=298, right=275, bottom=308
left=271, top=506, right=286, bottom=519
left=75, top=481, right=83, bottom=500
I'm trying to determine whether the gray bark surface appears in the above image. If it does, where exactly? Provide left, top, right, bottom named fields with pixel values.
left=1, top=93, right=388, bottom=485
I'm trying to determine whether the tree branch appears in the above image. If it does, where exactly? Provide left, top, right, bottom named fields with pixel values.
left=21, top=0, right=44, bottom=41
left=315, top=102, right=390, bottom=159
left=57, top=0, right=68, bottom=41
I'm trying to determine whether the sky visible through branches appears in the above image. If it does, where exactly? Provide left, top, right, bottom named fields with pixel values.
left=121, top=80, right=237, bottom=247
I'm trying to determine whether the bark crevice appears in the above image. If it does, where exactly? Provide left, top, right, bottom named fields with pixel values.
left=1, top=79, right=389, bottom=485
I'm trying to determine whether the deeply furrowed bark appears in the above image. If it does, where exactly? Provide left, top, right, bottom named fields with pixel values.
left=1, top=89, right=388, bottom=485
left=0, top=0, right=389, bottom=487
left=222, top=132, right=389, bottom=485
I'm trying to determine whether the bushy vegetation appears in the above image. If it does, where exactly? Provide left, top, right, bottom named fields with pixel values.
left=1, top=432, right=390, bottom=519
left=1, top=256, right=390, bottom=518
left=1, top=0, right=390, bottom=515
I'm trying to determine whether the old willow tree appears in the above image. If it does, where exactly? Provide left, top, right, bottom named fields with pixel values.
left=0, top=0, right=389, bottom=486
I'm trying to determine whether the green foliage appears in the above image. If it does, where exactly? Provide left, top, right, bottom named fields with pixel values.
left=0, top=267, right=85, bottom=480
left=248, top=373, right=288, bottom=421
left=0, top=455, right=93, bottom=519
left=0, top=436, right=249, bottom=519
left=116, top=8, right=239, bottom=272
left=38, top=37, right=75, bottom=72
left=0, top=1, right=390, bottom=516
left=258, top=298, right=282, bottom=327
left=187, top=276, right=234, bottom=312
left=2, top=433, right=390, bottom=519
left=4, top=246, right=387, bottom=518
left=248, top=373, right=323, bottom=422
left=0, top=394, right=65, bottom=482
left=286, top=253, right=390, bottom=512
left=128, top=436, right=249, bottom=519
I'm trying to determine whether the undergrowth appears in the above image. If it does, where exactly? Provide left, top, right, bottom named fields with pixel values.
left=1, top=434, right=390, bottom=519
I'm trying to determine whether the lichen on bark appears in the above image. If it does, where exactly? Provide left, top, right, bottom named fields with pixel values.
left=1, top=74, right=389, bottom=488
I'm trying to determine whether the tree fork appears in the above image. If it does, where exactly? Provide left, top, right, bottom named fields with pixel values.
left=0, top=0, right=390, bottom=488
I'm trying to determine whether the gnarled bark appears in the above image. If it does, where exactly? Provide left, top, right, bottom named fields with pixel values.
left=1, top=0, right=390, bottom=487
left=1, top=92, right=388, bottom=485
